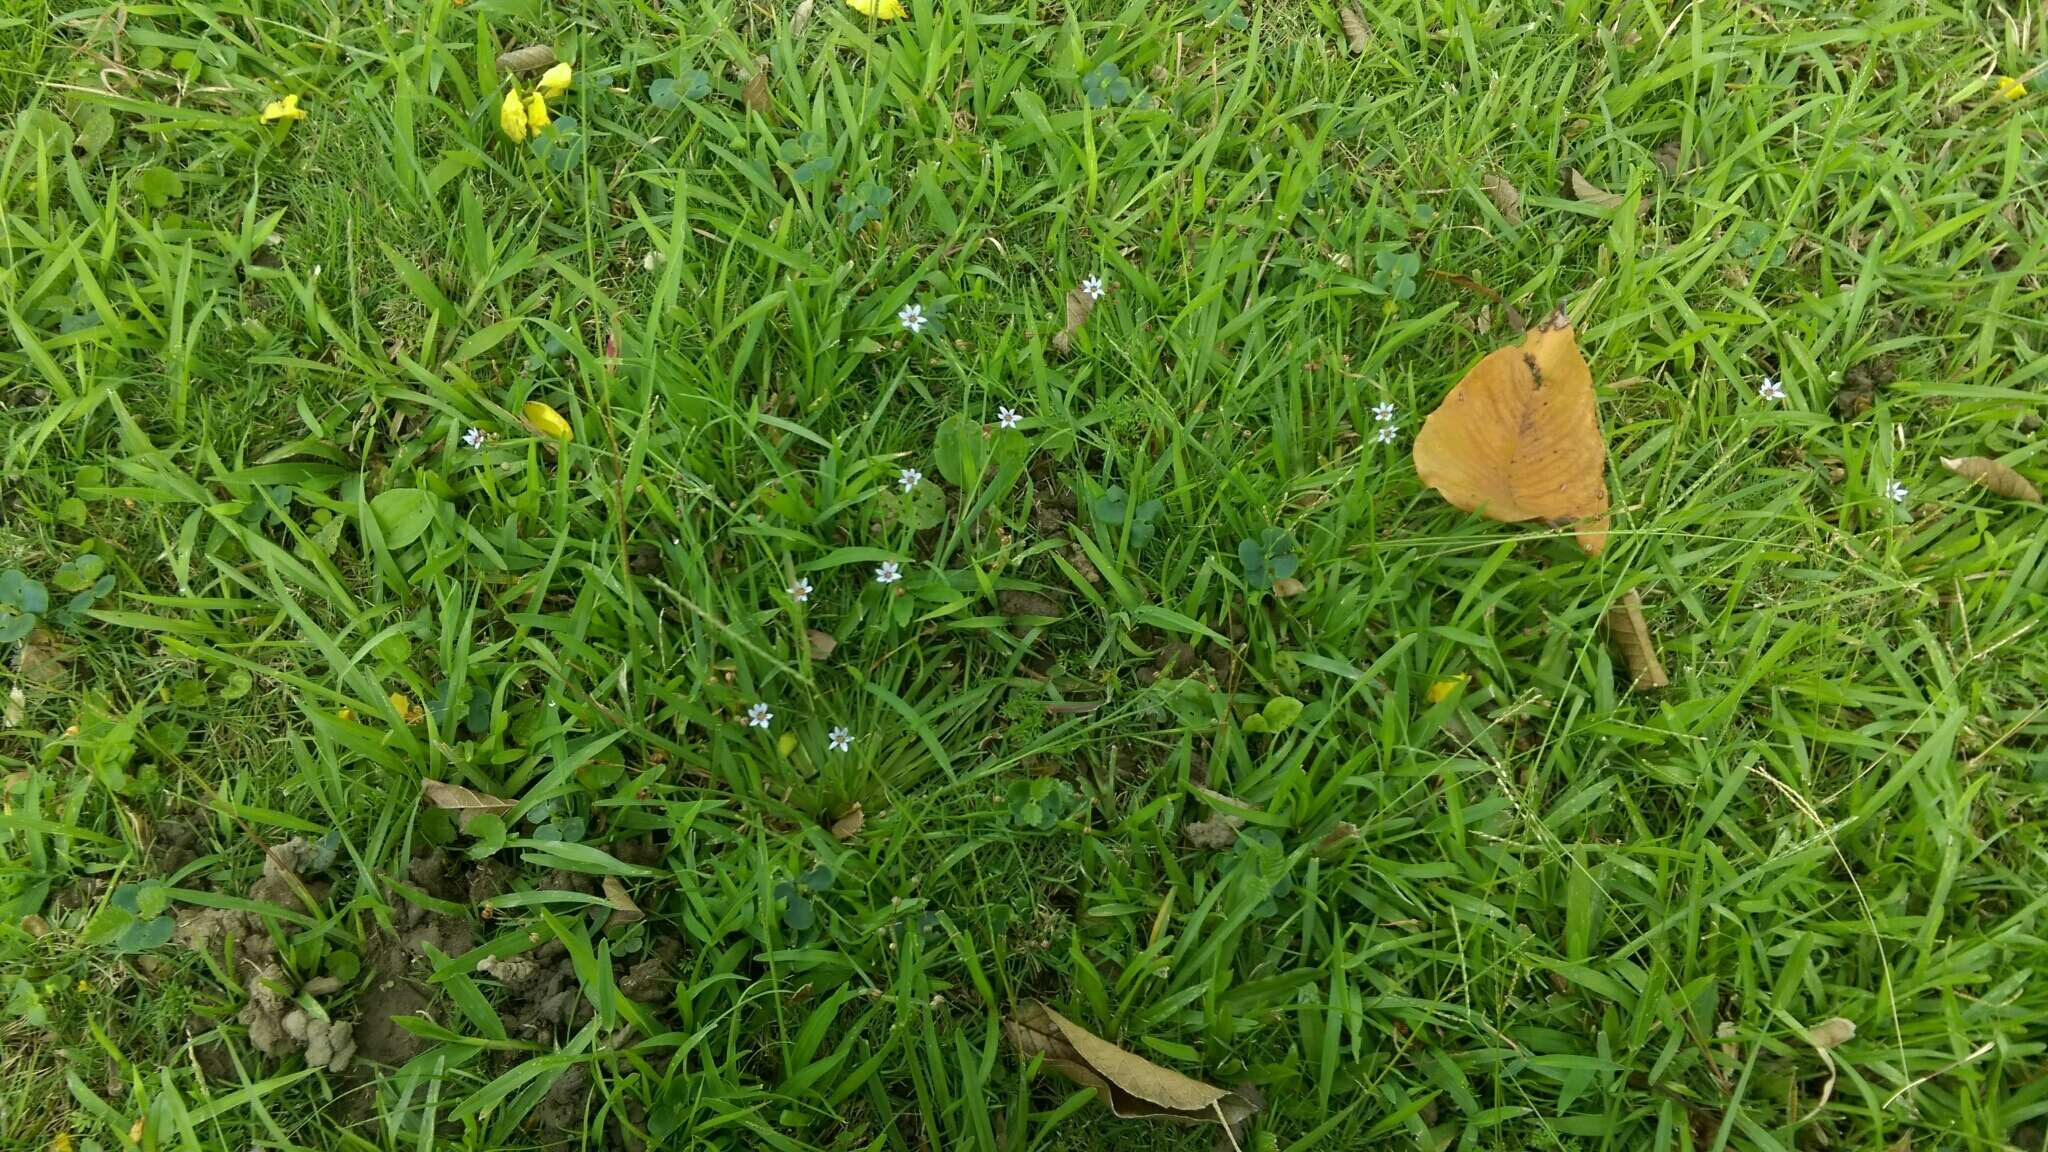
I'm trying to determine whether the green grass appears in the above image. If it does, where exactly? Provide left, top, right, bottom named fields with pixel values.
left=4, top=0, right=2047, bottom=1148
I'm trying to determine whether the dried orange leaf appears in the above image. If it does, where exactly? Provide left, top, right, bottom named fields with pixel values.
left=1482, top=173, right=1521, bottom=225
left=1412, top=310, right=1611, bottom=555
left=829, top=803, right=865, bottom=842
left=421, top=779, right=515, bottom=830
left=1005, top=1000, right=1258, bottom=1126
left=1339, top=6, right=1369, bottom=54
left=1606, top=588, right=1669, bottom=690
left=495, top=45, right=557, bottom=74
left=1941, top=456, right=2041, bottom=503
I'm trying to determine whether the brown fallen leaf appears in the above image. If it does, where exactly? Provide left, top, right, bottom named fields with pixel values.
left=1270, top=577, right=1305, bottom=598
left=1006, top=1000, right=1258, bottom=1127
left=1182, top=786, right=1249, bottom=850
left=1051, top=287, right=1096, bottom=356
left=1314, top=822, right=1359, bottom=857
left=1605, top=588, right=1669, bottom=690
left=601, top=876, right=644, bottom=927
left=1339, top=6, right=1369, bottom=54
left=1412, top=309, right=1611, bottom=554
left=495, top=45, right=557, bottom=74
left=1942, top=456, right=2041, bottom=503
left=1482, top=173, right=1522, bottom=225
left=1799, top=1017, right=1856, bottom=1123
left=743, top=58, right=773, bottom=115
left=1566, top=169, right=1645, bottom=219
left=829, top=803, right=865, bottom=842
left=420, top=779, right=515, bottom=831
left=807, top=629, right=838, bottom=661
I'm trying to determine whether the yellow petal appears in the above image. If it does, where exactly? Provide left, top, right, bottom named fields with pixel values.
left=845, top=0, right=907, bottom=18
left=260, top=94, right=306, bottom=124
left=337, top=707, right=355, bottom=723
left=525, top=92, right=550, bottom=132
left=1426, top=675, right=1467, bottom=704
left=522, top=400, right=573, bottom=441
left=1995, top=75, right=2027, bottom=101
left=388, top=692, right=420, bottom=723
left=536, top=61, right=574, bottom=100
left=499, top=87, right=529, bottom=142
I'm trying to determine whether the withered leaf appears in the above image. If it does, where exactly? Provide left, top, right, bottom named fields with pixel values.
left=1482, top=173, right=1521, bottom=225
left=1942, top=456, right=2041, bottom=503
left=1182, top=786, right=1249, bottom=851
left=1566, top=169, right=1645, bottom=219
left=1339, top=6, right=1369, bottom=54
left=790, top=0, right=815, bottom=39
left=601, top=876, right=644, bottom=927
left=1799, top=1016, right=1856, bottom=1123
left=807, top=628, right=838, bottom=660
left=829, top=803, right=865, bottom=842
left=1412, top=310, right=1611, bottom=555
left=1605, top=588, right=1669, bottom=690
left=420, top=779, right=515, bottom=830
left=1315, top=822, right=1359, bottom=856
left=495, top=45, right=558, bottom=74
left=742, top=58, right=772, bottom=115
left=1052, top=287, right=1095, bottom=356
left=1006, top=1000, right=1258, bottom=1127
left=1270, top=576, right=1305, bottom=598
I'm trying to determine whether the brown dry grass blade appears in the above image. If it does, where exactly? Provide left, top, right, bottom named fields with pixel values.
left=495, top=45, right=557, bottom=74
left=1942, top=456, right=2042, bottom=503
left=1340, top=6, right=1369, bottom=54
left=420, top=779, right=515, bottom=830
left=1606, top=588, right=1669, bottom=690
left=1482, top=173, right=1521, bottom=225
left=1006, top=1001, right=1258, bottom=1127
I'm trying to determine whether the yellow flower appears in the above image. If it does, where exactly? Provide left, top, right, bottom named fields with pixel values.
left=522, top=400, right=573, bottom=441
left=846, top=0, right=907, bottom=18
left=389, top=692, right=422, bottom=724
left=260, top=94, right=307, bottom=124
left=1995, top=75, right=2027, bottom=101
left=53, top=1136, right=73, bottom=1152
left=1426, top=675, right=1467, bottom=704
left=499, top=87, right=529, bottom=142
left=74, top=979, right=90, bottom=993
left=536, top=62, right=574, bottom=100
left=525, top=92, right=550, bottom=133
left=337, top=707, right=355, bottom=723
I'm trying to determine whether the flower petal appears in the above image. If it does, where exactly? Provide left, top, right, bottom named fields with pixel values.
left=499, top=88, right=529, bottom=142
left=522, top=400, right=573, bottom=441
left=260, top=94, right=307, bottom=124
left=536, top=61, right=574, bottom=100
left=525, top=91, right=550, bottom=133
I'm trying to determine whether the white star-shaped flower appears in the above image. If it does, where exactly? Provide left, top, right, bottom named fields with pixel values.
left=874, top=560, right=901, bottom=585
left=1080, top=275, right=1105, bottom=300
left=463, top=427, right=486, bottom=449
left=1759, top=375, right=1786, bottom=402
left=898, top=468, right=923, bottom=493
left=1375, top=423, right=1400, bottom=445
left=788, top=577, right=812, bottom=603
left=1884, top=479, right=1908, bottom=504
left=1371, top=402, right=1396, bottom=424
left=898, top=303, right=926, bottom=334
left=746, top=702, right=773, bottom=729
left=997, top=406, right=1021, bottom=430
left=828, top=727, right=853, bottom=753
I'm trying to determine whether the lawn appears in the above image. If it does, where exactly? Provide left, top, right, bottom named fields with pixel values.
left=3, top=0, right=2047, bottom=1148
